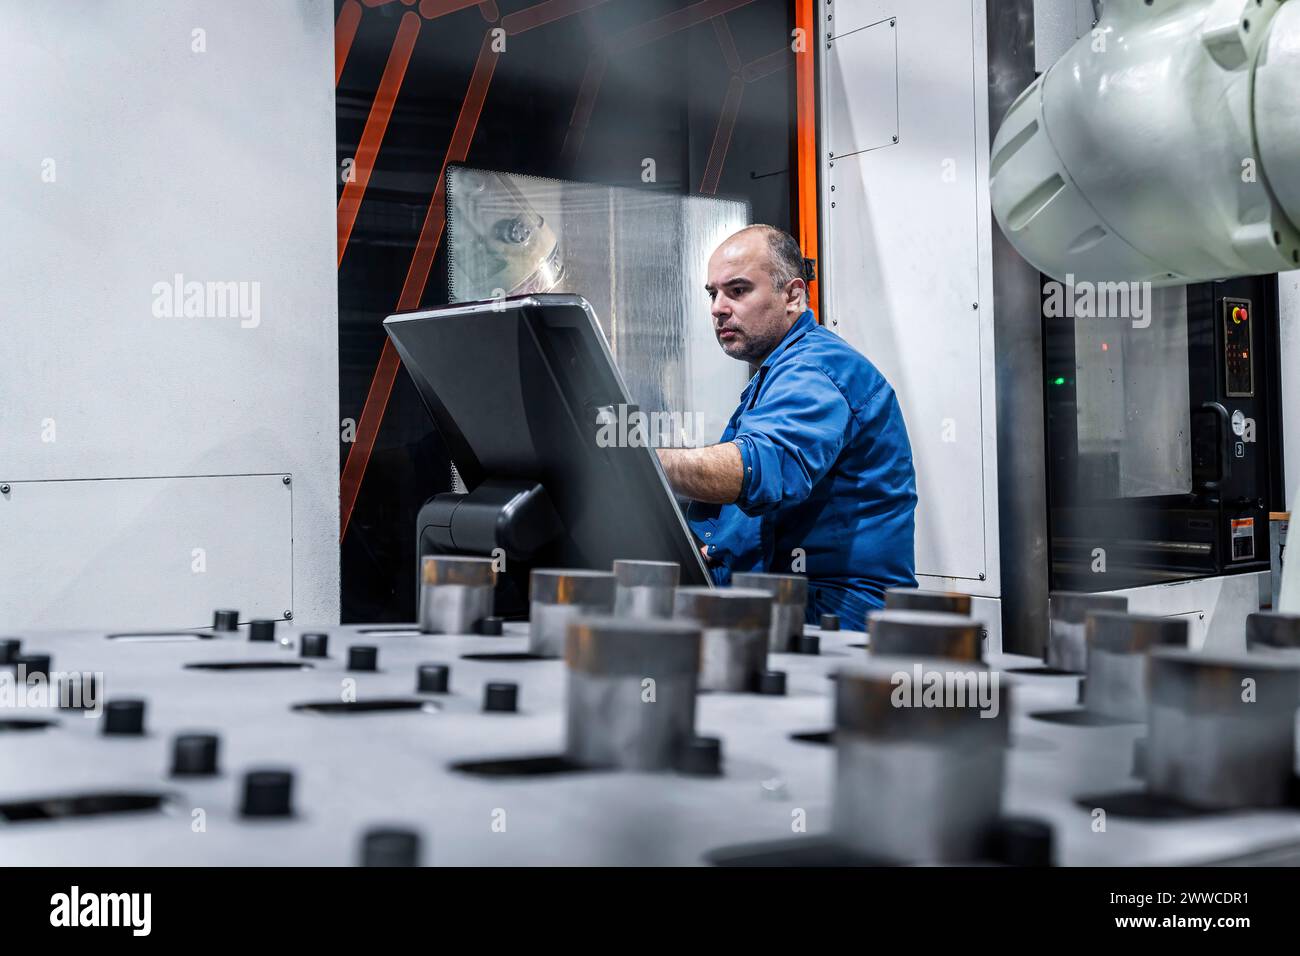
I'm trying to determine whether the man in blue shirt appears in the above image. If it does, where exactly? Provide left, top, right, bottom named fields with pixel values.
left=657, top=225, right=917, bottom=631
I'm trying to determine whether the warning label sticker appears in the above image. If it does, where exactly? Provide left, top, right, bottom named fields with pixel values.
left=1231, top=518, right=1255, bottom=561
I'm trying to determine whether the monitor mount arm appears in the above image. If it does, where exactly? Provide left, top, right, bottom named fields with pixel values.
left=415, top=478, right=564, bottom=617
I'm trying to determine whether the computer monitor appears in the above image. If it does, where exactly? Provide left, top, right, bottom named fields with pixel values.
left=384, top=293, right=711, bottom=609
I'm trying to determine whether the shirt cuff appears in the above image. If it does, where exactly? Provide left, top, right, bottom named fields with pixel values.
left=733, top=437, right=756, bottom=507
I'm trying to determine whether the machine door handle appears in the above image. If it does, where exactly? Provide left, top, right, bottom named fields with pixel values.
left=1196, top=401, right=1232, bottom=491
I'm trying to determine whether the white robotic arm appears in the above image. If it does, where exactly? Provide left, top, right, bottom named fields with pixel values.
left=990, top=0, right=1300, bottom=287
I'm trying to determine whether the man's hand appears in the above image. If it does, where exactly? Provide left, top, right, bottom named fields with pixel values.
left=657, top=443, right=744, bottom=504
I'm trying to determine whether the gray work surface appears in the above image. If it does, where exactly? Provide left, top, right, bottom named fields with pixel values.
left=3, top=622, right=1300, bottom=866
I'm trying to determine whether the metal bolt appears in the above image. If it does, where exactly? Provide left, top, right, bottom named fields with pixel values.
left=284, top=610, right=294, bottom=620
left=979, top=573, right=986, bottom=581
left=830, top=185, right=836, bottom=191
left=890, top=19, right=895, bottom=26
left=282, top=476, right=291, bottom=485
left=972, top=302, right=979, bottom=310
left=0, top=484, right=9, bottom=494
left=831, top=202, right=836, bottom=208
left=892, top=135, right=898, bottom=143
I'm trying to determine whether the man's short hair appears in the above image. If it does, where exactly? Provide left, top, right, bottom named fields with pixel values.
left=735, top=224, right=805, bottom=299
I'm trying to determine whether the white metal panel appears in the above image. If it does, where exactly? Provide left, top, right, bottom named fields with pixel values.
left=819, top=0, right=998, bottom=590
left=0, top=0, right=338, bottom=626
left=0, top=475, right=293, bottom=631
left=825, top=18, right=898, bottom=159
left=826, top=0, right=892, bottom=38
left=1104, top=572, right=1265, bottom=652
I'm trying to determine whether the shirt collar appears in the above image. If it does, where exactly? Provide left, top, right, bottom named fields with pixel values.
left=738, top=309, right=816, bottom=405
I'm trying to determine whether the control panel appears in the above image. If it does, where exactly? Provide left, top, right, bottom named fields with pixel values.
left=1224, top=297, right=1254, bottom=397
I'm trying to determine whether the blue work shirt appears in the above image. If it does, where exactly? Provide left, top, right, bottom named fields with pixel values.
left=685, top=309, right=917, bottom=631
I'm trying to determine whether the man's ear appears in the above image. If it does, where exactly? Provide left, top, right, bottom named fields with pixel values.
left=786, top=278, right=807, bottom=312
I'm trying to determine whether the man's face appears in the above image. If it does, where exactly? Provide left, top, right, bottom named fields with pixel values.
left=705, top=232, right=802, bottom=365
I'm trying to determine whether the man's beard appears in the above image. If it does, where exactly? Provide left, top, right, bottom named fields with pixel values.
left=720, top=328, right=777, bottom=365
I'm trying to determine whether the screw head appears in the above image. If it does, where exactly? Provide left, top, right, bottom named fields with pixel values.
left=282, top=476, right=291, bottom=485
left=0, top=484, right=9, bottom=494
left=284, top=610, right=293, bottom=620
left=979, top=573, right=987, bottom=581
left=892, top=135, right=898, bottom=143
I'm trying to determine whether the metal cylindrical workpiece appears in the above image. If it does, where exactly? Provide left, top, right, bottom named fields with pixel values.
left=731, top=572, right=808, bottom=653
left=564, top=616, right=701, bottom=770
left=673, top=587, right=771, bottom=692
left=1046, top=591, right=1127, bottom=672
left=612, top=560, right=679, bottom=619
left=867, top=610, right=983, bottom=662
left=529, top=569, right=616, bottom=658
left=1247, top=612, right=1300, bottom=652
left=884, top=588, right=973, bottom=616
left=1146, top=648, right=1300, bottom=809
left=1084, top=612, right=1187, bottom=722
left=418, top=556, right=496, bottom=635
left=832, top=657, right=1009, bottom=863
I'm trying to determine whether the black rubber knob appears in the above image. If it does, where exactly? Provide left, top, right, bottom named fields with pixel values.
left=59, top=672, right=99, bottom=710
left=675, top=736, right=723, bottom=776
left=172, top=733, right=220, bottom=776
left=417, top=663, right=450, bottom=694
left=104, top=699, right=146, bottom=736
left=796, top=633, right=821, bottom=655
left=992, top=816, right=1053, bottom=867
left=0, top=638, right=20, bottom=664
left=819, top=613, right=840, bottom=631
left=248, top=619, right=276, bottom=642
left=361, top=827, right=422, bottom=867
left=15, top=654, right=51, bottom=681
left=213, top=609, right=239, bottom=632
left=757, top=669, right=787, bottom=696
left=348, top=646, right=378, bottom=672
left=476, top=616, right=504, bottom=636
left=483, top=682, right=518, bottom=713
left=241, top=769, right=294, bottom=817
left=300, top=633, right=329, bottom=658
